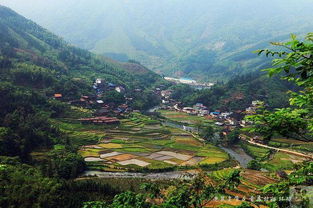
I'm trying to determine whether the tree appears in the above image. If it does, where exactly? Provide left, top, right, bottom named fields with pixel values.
left=82, top=201, right=108, bottom=208
left=46, top=150, right=85, bottom=179
left=0, top=158, right=63, bottom=208
left=226, top=128, right=240, bottom=145
left=162, top=173, right=216, bottom=208
left=110, top=191, right=150, bottom=208
left=247, top=160, right=261, bottom=170
left=223, top=169, right=241, bottom=191
left=247, top=33, right=313, bottom=142
left=103, top=91, right=125, bottom=106
left=200, top=125, right=215, bottom=142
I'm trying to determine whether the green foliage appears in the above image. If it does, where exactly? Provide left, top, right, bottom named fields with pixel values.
left=0, top=159, right=63, bottom=208
left=200, top=125, right=215, bottom=141
left=235, top=202, right=254, bottom=208
left=261, top=162, right=313, bottom=208
left=246, top=107, right=308, bottom=141
left=83, top=201, right=108, bottom=208
left=171, top=72, right=293, bottom=112
left=241, top=143, right=270, bottom=161
left=225, top=128, right=240, bottom=145
left=110, top=191, right=149, bottom=208
left=45, top=149, right=86, bottom=179
left=102, top=91, right=125, bottom=105
left=247, top=33, right=313, bottom=142
left=247, top=160, right=261, bottom=170
left=223, top=169, right=241, bottom=190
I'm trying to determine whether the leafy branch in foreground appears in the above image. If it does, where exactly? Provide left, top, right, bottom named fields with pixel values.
left=247, top=33, right=313, bottom=142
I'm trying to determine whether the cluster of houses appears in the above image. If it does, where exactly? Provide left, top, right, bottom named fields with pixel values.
left=159, top=90, right=175, bottom=104
left=244, top=100, right=264, bottom=114
left=239, top=100, right=264, bottom=127
left=161, top=99, right=265, bottom=138
left=164, top=102, right=238, bottom=127
left=94, top=78, right=125, bottom=96
left=53, top=78, right=137, bottom=125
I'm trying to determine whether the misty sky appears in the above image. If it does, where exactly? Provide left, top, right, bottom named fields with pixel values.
left=1, top=0, right=313, bottom=72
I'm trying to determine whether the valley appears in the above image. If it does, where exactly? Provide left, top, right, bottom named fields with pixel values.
left=0, top=2, right=312, bottom=208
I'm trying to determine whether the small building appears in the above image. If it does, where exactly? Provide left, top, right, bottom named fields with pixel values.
left=96, top=100, right=104, bottom=104
left=215, top=122, right=224, bottom=126
left=182, top=107, right=194, bottom=114
left=115, top=86, right=125, bottom=93
left=161, top=90, right=172, bottom=98
left=198, top=109, right=209, bottom=116
left=210, top=112, right=220, bottom=116
left=54, top=94, right=63, bottom=99
left=95, top=78, right=103, bottom=84
left=252, top=100, right=263, bottom=107
left=81, top=96, right=90, bottom=100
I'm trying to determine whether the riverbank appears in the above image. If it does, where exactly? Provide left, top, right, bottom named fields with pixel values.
left=81, top=170, right=197, bottom=180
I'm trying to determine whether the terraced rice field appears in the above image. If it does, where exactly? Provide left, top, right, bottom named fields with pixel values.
left=270, top=138, right=313, bottom=154
left=262, top=152, right=307, bottom=171
left=158, top=110, right=214, bottom=125
left=242, top=143, right=271, bottom=161
left=78, top=113, right=229, bottom=171
left=209, top=168, right=277, bottom=201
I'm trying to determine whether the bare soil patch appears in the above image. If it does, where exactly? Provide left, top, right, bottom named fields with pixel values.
left=118, top=159, right=150, bottom=167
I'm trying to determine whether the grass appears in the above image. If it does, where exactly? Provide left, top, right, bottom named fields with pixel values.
left=98, top=143, right=123, bottom=148
left=262, top=152, right=302, bottom=171
left=270, top=138, right=313, bottom=153
left=242, top=143, right=270, bottom=161
left=79, top=148, right=102, bottom=157
left=158, top=110, right=214, bottom=125
left=110, top=139, right=127, bottom=144
left=210, top=168, right=236, bottom=181
left=52, top=119, right=106, bottom=146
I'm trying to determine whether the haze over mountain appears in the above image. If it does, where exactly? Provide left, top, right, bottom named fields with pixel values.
left=1, top=0, right=313, bottom=81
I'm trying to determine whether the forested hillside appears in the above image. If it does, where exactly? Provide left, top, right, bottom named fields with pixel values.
left=170, top=71, right=297, bottom=112
left=0, top=5, right=164, bottom=90
left=0, top=5, right=165, bottom=172
left=2, top=0, right=313, bottom=80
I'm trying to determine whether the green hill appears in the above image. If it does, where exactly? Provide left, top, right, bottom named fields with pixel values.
left=0, top=5, right=164, bottom=92
left=0, top=5, right=165, bottom=163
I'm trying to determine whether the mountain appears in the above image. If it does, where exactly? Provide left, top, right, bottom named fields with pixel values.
left=1, top=0, right=313, bottom=80
left=0, top=5, right=164, bottom=92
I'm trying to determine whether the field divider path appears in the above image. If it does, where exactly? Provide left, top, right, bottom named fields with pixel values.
left=239, top=134, right=313, bottom=160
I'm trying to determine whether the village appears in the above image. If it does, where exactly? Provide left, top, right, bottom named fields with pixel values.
left=53, top=78, right=139, bottom=125
left=158, top=88, right=264, bottom=137
left=53, top=77, right=263, bottom=136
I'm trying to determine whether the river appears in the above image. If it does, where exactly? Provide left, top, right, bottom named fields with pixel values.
left=219, top=146, right=253, bottom=168
left=81, top=170, right=195, bottom=180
